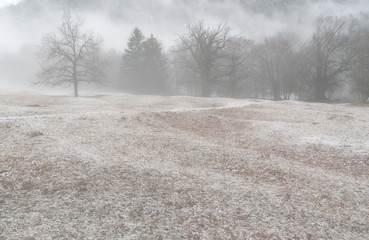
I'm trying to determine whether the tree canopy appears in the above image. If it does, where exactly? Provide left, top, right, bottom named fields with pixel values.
left=36, top=9, right=104, bottom=97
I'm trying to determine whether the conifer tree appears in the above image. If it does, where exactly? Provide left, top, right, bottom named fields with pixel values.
left=122, top=29, right=167, bottom=94
left=142, top=35, right=167, bottom=94
left=122, top=28, right=145, bottom=91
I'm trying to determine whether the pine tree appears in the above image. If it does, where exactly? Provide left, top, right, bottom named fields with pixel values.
left=142, top=35, right=167, bottom=95
left=122, top=30, right=167, bottom=94
left=122, top=28, right=145, bottom=91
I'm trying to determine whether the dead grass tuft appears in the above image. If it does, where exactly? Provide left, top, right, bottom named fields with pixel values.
left=26, top=131, right=44, bottom=138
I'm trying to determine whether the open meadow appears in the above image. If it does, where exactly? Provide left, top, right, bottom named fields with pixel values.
left=1, top=90, right=369, bottom=239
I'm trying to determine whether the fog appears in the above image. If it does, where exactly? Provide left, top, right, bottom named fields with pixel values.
left=3, top=0, right=369, bottom=53
left=2, top=2, right=369, bottom=237
left=1, top=0, right=369, bottom=100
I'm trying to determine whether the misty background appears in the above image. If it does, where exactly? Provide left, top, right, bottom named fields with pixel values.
left=1, top=0, right=369, bottom=101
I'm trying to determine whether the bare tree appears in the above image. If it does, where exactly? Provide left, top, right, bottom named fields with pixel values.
left=305, top=16, right=357, bottom=101
left=220, top=37, right=255, bottom=98
left=254, top=32, right=298, bottom=100
left=176, top=21, right=235, bottom=97
left=37, top=10, right=104, bottom=97
left=350, top=28, right=369, bottom=102
left=168, top=47, right=200, bottom=95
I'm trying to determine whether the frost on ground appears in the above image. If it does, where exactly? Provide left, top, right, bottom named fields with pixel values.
left=0, top=90, right=369, bottom=239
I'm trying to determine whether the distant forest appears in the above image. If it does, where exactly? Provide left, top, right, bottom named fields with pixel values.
left=2, top=0, right=369, bottom=102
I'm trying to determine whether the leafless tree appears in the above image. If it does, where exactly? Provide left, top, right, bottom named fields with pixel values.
left=219, top=37, right=255, bottom=98
left=36, top=10, right=104, bottom=97
left=305, top=16, right=357, bottom=100
left=254, top=32, right=298, bottom=100
left=175, top=21, right=235, bottom=97
left=350, top=28, right=369, bottom=102
left=168, top=48, right=199, bottom=95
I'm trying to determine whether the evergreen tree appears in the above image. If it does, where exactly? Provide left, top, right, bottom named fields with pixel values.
left=122, top=28, right=145, bottom=91
left=122, top=29, right=167, bottom=94
left=142, top=35, right=167, bottom=95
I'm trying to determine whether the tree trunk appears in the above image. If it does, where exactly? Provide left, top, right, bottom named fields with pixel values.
left=314, top=77, right=327, bottom=101
left=283, top=91, right=291, bottom=100
left=73, top=63, right=79, bottom=97
left=315, top=86, right=326, bottom=101
left=201, top=83, right=211, bottom=97
left=272, top=85, right=281, bottom=100
left=200, top=72, right=212, bottom=97
left=73, top=77, right=79, bottom=97
left=363, top=95, right=369, bottom=103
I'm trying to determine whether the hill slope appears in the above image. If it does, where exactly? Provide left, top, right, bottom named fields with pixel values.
left=0, top=91, right=369, bottom=239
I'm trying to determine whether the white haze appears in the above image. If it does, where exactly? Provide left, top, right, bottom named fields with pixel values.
left=1, top=0, right=369, bottom=88
left=0, top=0, right=21, bottom=8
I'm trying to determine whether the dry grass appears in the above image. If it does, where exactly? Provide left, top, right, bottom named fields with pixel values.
left=0, top=90, right=368, bottom=239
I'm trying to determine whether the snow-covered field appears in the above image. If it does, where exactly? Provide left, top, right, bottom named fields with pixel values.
left=1, top=90, right=368, bottom=239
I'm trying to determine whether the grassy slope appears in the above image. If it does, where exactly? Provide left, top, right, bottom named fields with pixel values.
left=0, top=91, right=368, bottom=239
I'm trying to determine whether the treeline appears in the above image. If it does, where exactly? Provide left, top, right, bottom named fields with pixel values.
left=36, top=10, right=369, bottom=102
left=118, top=15, right=369, bottom=102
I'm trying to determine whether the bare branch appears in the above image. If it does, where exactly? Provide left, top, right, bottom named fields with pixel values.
left=36, top=9, right=105, bottom=97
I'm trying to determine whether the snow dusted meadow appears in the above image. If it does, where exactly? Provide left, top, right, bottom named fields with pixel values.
left=0, top=90, right=369, bottom=239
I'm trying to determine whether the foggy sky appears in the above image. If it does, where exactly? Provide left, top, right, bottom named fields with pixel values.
left=0, top=0, right=21, bottom=8
left=1, top=0, right=369, bottom=88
